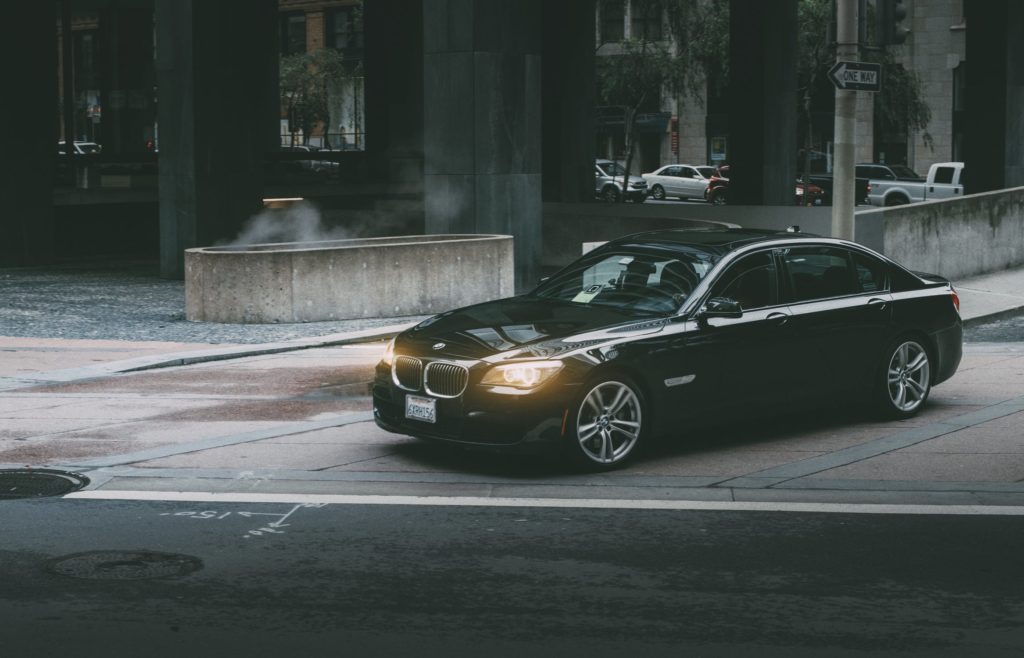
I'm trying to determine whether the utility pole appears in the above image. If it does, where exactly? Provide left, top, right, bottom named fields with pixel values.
left=831, top=0, right=858, bottom=241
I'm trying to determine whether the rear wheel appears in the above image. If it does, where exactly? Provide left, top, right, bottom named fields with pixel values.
left=566, top=376, right=646, bottom=471
left=651, top=184, right=666, bottom=200
left=885, top=194, right=909, bottom=206
left=711, top=190, right=727, bottom=205
left=875, top=338, right=931, bottom=418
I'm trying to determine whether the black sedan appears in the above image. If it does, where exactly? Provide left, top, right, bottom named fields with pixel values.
left=373, top=228, right=962, bottom=470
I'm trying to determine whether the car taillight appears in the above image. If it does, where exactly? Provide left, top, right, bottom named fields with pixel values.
left=951, top=286, right=960, bottom=313
left=866, top=183, right=872, bottom=194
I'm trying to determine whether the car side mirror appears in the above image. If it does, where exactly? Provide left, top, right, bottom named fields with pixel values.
left=698, top=297, right=743, bottom=326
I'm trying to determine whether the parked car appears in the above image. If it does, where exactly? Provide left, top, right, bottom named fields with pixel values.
left=802, top=173, right=871, bottom=205
left=56, top=140, right=101, bottom=155
left=795, top=180, right=825, bottom=205
left=704, top=164, right=730, bottom=204
left=642, top=164, right=711, bottom=201
left=855, top=163, right=923, bottom=183
left=373, top=227, right=962, bottom=470
left=867, top=162, right=965, bottom=206
left=281, top=144, right=340, bottom=175
left=595, top=159, right=648, bottom=203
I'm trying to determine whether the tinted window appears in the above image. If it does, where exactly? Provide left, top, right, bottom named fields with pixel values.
left=933, top=166, right=955, bottom=184
left=710, top=251, right=779, bottom=310
left=890, top=165, right=921, bottom=179
left=852, top=252, right=888, bottom=293
left=782, top=246, right=859, bottom=302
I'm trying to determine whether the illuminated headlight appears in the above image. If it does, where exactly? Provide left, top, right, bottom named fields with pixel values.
left=481, top=361, right=563, bottom=389
left=795, top=186, right=804, bottom=195
left=380, top=337, right=396, bottom=367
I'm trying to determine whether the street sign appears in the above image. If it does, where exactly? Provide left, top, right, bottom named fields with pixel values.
left=828, top=60, right=882, bottom=92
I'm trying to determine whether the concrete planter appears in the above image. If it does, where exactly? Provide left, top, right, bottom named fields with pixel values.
left=185, top=234, right=514, bottom=323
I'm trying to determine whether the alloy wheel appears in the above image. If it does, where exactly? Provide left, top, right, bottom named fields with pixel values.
left=887, top=340, right=930, bottom=413
left=652, top=185, right=665, bottom=200
left=576, top=380, right=643, bottom=465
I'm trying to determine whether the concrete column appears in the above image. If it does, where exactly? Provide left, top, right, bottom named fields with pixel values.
left=363, top=0, right=424, bottom=189
left=964, top=0, right=1024, bottom=192
left=0, top=2, right=55, bottom=266
left=155, top=0, right=278, bottom=279
left=423, top=0, right=543, bottom=291
left=541, top=0, right=596, bottom=203
left=727, top=0, right=798, bottom=205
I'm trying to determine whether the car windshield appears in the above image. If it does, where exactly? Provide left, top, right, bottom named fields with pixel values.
left=531, top=245, right=720, bottom=314
left=600, top=162, right=627, bottom=176
left=890, top=165, right=920, bottom=179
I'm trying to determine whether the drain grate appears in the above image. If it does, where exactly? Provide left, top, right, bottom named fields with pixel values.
left=0, top=469, right=88, bottom=499
left=47, top=551, right=203, bottom=580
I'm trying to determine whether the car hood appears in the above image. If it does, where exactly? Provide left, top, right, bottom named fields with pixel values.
left=399, top=296, right=669, bottom=360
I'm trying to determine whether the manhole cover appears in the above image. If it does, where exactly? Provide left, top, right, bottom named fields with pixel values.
left=47, top=551, right=203, bottom=580
left=0, top=469, right=88, bottom=499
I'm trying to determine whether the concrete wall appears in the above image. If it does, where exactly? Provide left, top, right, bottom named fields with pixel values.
left=855, top=187, right=1024, bottom=279
left=185, top=234, right=514, bottom=323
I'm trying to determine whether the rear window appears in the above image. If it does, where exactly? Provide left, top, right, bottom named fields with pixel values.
left=932, top=166, right=955, bottom=184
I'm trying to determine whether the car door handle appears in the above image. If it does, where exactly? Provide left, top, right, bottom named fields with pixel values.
left=766, top=312, right=789, bottom=326
left=867, top=297, right=887, bottom=310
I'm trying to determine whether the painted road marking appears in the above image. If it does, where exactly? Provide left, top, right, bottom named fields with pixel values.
left=64, top=490, right=1024, bottom=516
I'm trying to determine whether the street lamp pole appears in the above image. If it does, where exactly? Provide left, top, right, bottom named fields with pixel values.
left=831, top=0, right=858, bottom=240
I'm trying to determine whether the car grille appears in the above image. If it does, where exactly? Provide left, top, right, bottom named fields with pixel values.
left=393, top=356, right=423, bottom=391
left=424, top=361, right=469, bottom=398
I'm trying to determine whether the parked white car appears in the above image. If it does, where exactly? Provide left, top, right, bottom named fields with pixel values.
left=867, top=162, right=965, bottom=206
left=642, top=164, right=711, bottom=201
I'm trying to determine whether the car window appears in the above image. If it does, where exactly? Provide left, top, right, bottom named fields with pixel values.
left=709, top=251, right=779, bottom=310
left=890, top=165, right=920, bottom=179
left=932, top=166, right=955, bottom=184
left=666, top=166, right=681, bottom=177
left=782, top=246, right=860, bottom=302
left=851, top=251, right=889, bottom=293
left=533, top=247, right=718, bottom=314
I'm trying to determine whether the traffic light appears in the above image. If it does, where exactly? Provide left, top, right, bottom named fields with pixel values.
left=876, top=0, right=910, bottom=46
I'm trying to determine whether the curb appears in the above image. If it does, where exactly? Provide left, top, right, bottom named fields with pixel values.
left=11, top=321, right=418, bottom=385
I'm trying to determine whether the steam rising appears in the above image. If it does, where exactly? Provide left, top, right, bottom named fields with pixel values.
left=222, top=201, right=351, bottom=247
left=223, top=199, right=415, bottom=248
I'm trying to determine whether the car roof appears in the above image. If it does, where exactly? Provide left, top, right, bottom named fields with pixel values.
left=605, top=227, right=821, bottom=256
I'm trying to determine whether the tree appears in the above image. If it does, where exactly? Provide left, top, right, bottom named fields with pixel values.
left=595, top=0, right=734, bottom=201
left=279, top=47, right=363, bottom=149
left=793, top=0, right=931, bottom=173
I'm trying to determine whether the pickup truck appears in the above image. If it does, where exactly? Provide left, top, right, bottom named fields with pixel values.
left=867, top=161, right=966, bottom=206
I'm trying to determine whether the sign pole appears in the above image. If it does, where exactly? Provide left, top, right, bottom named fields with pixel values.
left=831, top=0, right=858, bottom=241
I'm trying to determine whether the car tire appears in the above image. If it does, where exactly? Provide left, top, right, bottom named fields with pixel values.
left=601, top=186, right=621, bottom=203
left=874, top=337, right=931, bottom=419
left=565, top=375, right=646, bottom=471
left=711, top=191, right=727, bottom=205
left=885, top=194, right=909, bottom=206
left=651, top=185, right=666, bottom=200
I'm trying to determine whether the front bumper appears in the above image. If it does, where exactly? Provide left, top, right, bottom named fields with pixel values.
left=372, top=366, right=579, bottom=454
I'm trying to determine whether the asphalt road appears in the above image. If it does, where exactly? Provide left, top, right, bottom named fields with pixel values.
left=2, top=497, right=1022, bottom=657
left=965, top=312, right=1024, bottom=343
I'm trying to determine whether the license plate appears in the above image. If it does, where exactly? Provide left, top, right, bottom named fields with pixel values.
left=405, top=395, right=437, bottom=423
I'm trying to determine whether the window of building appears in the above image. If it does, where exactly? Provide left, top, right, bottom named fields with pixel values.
left=327, top=6, right=363, bottom=59
left=631, top=0, right=663, bottom=41
left=280, top=12, right=306, bottom=55
left=600, top=0, right=625, bottom=43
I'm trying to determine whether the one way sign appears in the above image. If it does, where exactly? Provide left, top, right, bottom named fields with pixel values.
left=828, top=61, right=882, bottom=92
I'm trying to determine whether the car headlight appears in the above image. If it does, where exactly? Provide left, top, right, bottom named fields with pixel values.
left=380, top=337, right=396, bottom=367
left=480, top=361, right=563, bottom=389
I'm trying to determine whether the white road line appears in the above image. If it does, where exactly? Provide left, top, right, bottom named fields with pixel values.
left=63, top=490, right=1024, bottom=516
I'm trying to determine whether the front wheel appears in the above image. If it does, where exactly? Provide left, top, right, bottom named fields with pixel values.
left=566, top=376, right=646, bottom=470
left=875, top=338, right=931, bottom=418
left=651, top=184, right=666, bottom=200
left=601, top=186, right=621, bottom=203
